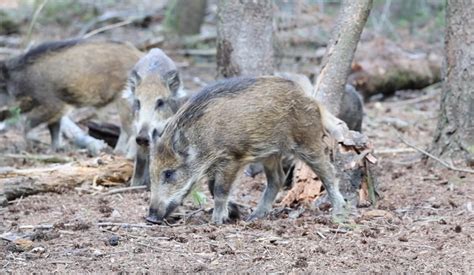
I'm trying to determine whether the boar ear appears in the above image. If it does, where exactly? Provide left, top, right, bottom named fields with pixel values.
left=171, top=129, right=189, bottom=157
left=165, top=70, right=181, bottom=96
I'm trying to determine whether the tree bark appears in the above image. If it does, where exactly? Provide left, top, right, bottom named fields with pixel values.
left=314, top=0, right=372, bottom=115
left=216, top=0, right=274, bottom=78
left=432, top=0, right=474, bottom=164
left=294, top=0, right=376, bottom=208
left=165, top=0, right=207, bottom=36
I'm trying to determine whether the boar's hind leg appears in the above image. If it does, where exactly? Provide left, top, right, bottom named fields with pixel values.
left=210, top=164, right=240, bottom=224
left=297, top=149, right=346, bottom=215
left=247, top=156, right=285, bottom=221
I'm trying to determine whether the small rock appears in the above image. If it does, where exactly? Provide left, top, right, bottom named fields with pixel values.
left=466, top=201, right=473, bottom=213
left=294, top=256, right=308, bottom=268
left=111, top=209, right=121, bottom=219
left=14, top=239, right=34, bottom=251
left=92, top=249, right=104, bottom=257
left=108, top=235, right=119, bottom=246
left=362, top=209, right=394, bottom=220
left=31, top=246, right=46, bottom=254
left=454, top=225, right=462, bottom=233
left=398, top=235, right=408, bottom=242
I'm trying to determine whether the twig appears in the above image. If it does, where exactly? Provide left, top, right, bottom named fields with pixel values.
left=19, top=222, right=153, bottom=230
left=386, top=82, right=441, bottom=106
left=23, top=0, right=48, bottom=48
left=99, top=186, right=147, bottom=196
left=0, top=153, right=72, bottom=164
left=82, top=19, right=133, bottom=39
left=96, top=222, right=153, bottom=228
left=399, top=136, right=474, bottom=174
left=374, top=148, right=416, bottom=154
left=183, top=208, right=205, bottom=223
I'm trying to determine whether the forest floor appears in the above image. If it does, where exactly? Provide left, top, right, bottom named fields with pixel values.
left=1, top=71, right=473, bottom=272
left=1, top=2, right=473, bottom=272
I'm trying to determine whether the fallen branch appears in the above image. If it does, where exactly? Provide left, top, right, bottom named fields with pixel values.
left=82, top=19, right=133, bottom=39
left=399, top=136, right=474, bottom=174
left=99, top=186, right=147, bottom=196
left=1, top=156, right=133, bottom=201
left=0, top=153, right=72, bottom=164
left=374, top=148, right=416, bottom=154
left=96, top=222, right=153, bottom=228
left=19, top=222, right=153, bottom=230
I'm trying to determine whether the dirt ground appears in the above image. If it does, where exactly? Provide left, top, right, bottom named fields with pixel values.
left=1, top=83, right=473, bottom=272
left=1, top=1, right=473, bottom=272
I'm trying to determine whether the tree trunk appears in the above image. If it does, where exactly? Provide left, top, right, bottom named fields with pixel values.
left=432, top=0, right=474, bottom=164
left=165, top=0, right=207, bottom=36
left=297, top=0, right=376, bottom=208
left=314, top=0, right=372, bottom=115
left=216, top=0, right=274, bottom=78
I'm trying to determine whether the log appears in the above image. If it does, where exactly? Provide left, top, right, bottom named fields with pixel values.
left=1, top=155, right=133, bottom=202
left=349, top=37, right=442, bottom=99
left=86, top=121, right=121, bottom=148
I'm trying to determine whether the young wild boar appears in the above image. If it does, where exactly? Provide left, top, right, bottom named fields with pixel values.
left=0, top=39, right=143, bottom=153
left=146, top=76, right=347, bottom=224
left=123, top=48, right=185, bottom=186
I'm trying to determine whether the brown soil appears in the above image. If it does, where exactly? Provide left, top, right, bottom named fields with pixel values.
left=1, top=87, right=473, bottom=273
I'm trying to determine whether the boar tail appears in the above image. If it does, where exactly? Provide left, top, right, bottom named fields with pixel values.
left=317, top=103, right=348, bottom=143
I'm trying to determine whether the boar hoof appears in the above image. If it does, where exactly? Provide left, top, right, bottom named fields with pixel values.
left=144, top=214, right=162, bottom=224
left=245, top=212, right=267, bottom=222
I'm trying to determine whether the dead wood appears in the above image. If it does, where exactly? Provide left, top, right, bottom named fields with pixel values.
left=1, top=155, right=133, bottom=202
left=349, top=38, right=442, bottom=99
left=86, top=121, right=121, bottom=148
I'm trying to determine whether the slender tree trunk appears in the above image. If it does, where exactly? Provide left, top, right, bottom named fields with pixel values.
left=314, top=0, right=372, bottom=115
left=165, top=0, right=207, bottom=36
left=432, top=0, right=474, bottom=164
left=216, top=0, right=274, bottom=78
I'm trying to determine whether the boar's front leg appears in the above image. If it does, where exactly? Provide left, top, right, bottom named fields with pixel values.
left=210, top=163, right=240, bottom=224
left=47, top=121, right=62, bottom=150
left=247, top=156, right=285, bottom=221
left=131, top=145, right=150, bottom=186
left=25, top=104, right=63, bottom=151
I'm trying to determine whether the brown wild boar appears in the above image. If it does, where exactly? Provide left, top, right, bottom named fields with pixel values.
left=146, top=76, right=347, bottom=224
left=122, top=48, right=186, bottom=186
left=0, top=39, right=143, bottom=153
left=245, top=75, right=364, bottom=179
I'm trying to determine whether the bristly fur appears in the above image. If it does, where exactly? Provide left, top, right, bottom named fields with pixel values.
left=173, top=77, right=257, bottom=129
left=8, top=39, right=84, bottom=70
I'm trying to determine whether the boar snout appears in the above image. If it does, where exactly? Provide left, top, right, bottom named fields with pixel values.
left=135, top=127, right=149, bottom=147
left=145, top=207, right=163, bottom=224
left=135, top=134, right=149, bottom=147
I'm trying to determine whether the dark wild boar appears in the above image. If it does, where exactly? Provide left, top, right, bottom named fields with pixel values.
left=147, top=76, right=347, bottom=224
left=123, top=48, right=186, bottom=186
left=0, top=39, right=142, bottom=153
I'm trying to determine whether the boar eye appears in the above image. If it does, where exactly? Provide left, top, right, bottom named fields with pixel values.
left=163, top=169, right=175, bottom=182
left=133, top=99, right=141, bottom=111
left=155, top=99, right=164, bottom=109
